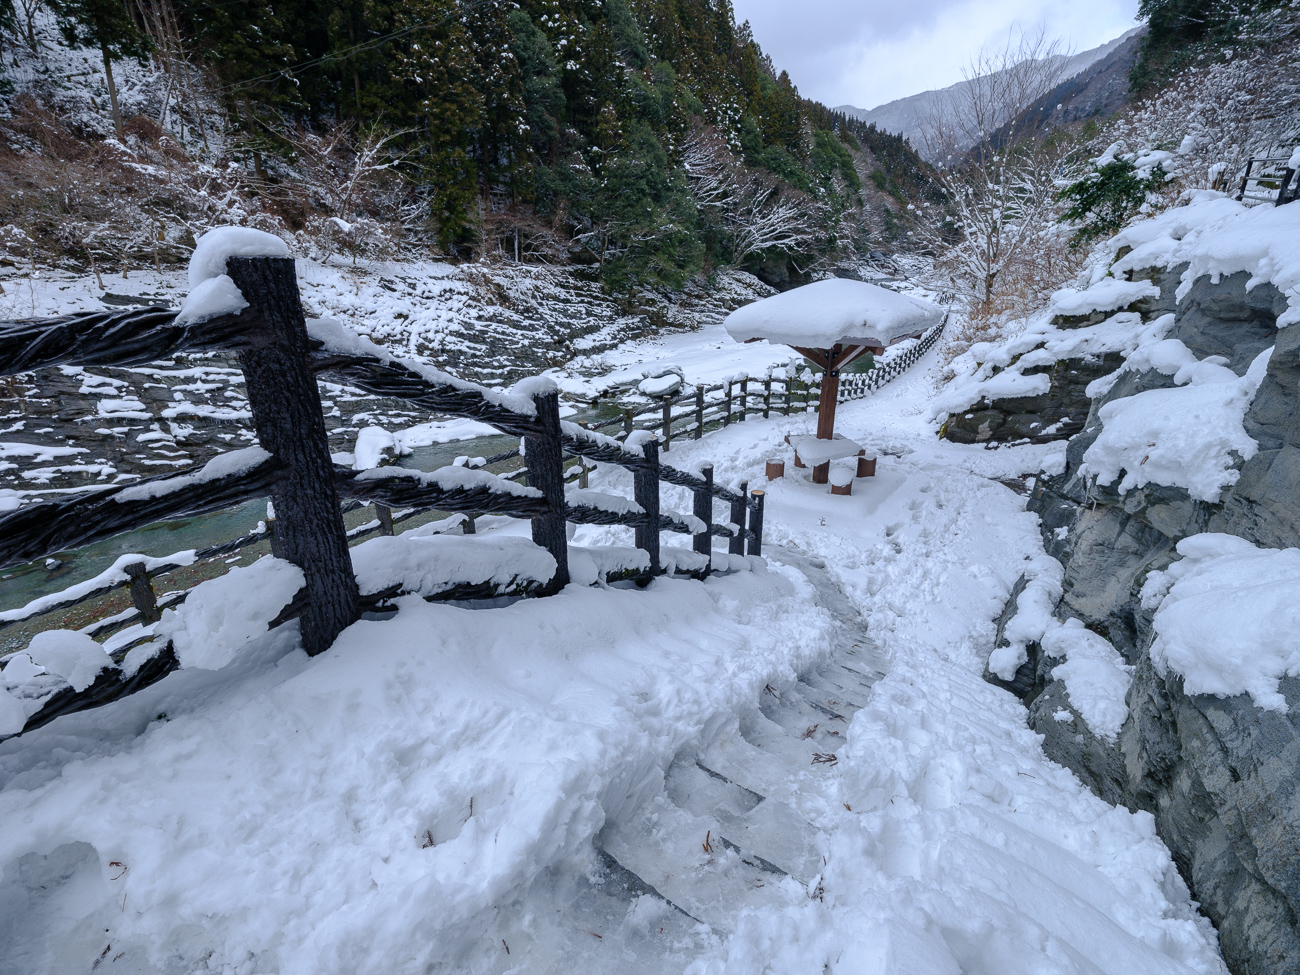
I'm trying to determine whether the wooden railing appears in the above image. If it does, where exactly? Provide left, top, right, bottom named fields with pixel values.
left=584, top=313, right=948, bottom=449
left=0, top=254, right=765, bottom=740
left=1235, top=155, right=1298, bottom=207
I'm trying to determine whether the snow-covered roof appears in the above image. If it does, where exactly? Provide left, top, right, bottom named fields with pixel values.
left=724, top=278, right=943, bottom=350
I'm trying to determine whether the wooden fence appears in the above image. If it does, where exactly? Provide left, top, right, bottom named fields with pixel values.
left=0, top=255, right=765, bottom=739
left=1235, top=155, right=1299, bottom=207
left=586, top=313, right=948, bottom=450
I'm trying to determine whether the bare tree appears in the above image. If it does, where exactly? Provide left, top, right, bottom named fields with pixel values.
left=921, top=27, right=1072, bottom=166
left=681, top=124, right=821, bottom=268
left=921, top=29, right=1081, bottom=319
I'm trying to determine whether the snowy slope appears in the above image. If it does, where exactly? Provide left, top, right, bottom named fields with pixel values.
left=0, top=329, right=1224, bottom=973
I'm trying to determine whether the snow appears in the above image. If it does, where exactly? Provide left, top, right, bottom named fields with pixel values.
left=24, top=629, right=115, bottom=692
left=353, top=464, right=542, bottom=499
left=788, top=433, right=862, bottom=467
left=1108, top=194, right=1300, bottom=326
left=352, top=425, right=395, bottom=470
left=566, top=486, right=645, bottom=516
left=638, top=374, right=682, bottom=397
left=0, top=686, right=24, bottom=735
left=988, top=553, right=1065, bottom=680
left=175, top=274, right=248, bottom=325
left=0, top=301, right=1223, bottom=974
left=113, top=445, right=272, bottom=502
left=1290, top=146, right=1300, bottom=171
left=724, top=278, right=944, bottom=350
left=187, top=227, right=290, bottom=288
left=1081, top=346, right=1272, bottom=502
left=1143, top=533, right=1300, bottom=712
left=1050, top=278, right=1160, bottom=317
left=351, top=534, right=557, bottom=597
left=156, top=555, right=305, bottom=671
left=1043, top=620, right=1134, bottom=740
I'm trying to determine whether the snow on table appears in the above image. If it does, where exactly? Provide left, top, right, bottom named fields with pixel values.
left=724, top=277, right=943, bottom=350
left=788, top=433, right=862, bottom=467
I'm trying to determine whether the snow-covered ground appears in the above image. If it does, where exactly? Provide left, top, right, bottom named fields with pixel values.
left=0, top=323, right=1226, bottom=973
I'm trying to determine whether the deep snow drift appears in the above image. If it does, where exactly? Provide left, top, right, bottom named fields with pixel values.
left=0, top=329, right=1226, bottom=974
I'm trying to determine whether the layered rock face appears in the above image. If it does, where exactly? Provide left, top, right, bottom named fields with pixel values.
left=939, top=272, right=1176, bottom=446
left=990, top=267, right=1300, bottom=975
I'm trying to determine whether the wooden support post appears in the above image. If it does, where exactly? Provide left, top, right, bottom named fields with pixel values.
left=739, top=377, right=748, bottom=421
left=728, top=479, right=747, bottom=557
left=463, top=513, right=477, bottom=535
left=724, top=381, right=733, bottom=426
left=124, top=560, right=161, bottom=624
left=266, top=503, right=284, bottom=559
left=748, top=490, right=765, bottom=557
left=526, top=388, right=569, bottom=595
left=227, top=255, right=358, bottom=656
left=763, top=377, right=771, bottom=419
left=375, top=503, right=394, bottom=536
left=622, top=408, right=634, bottom=439
left=578, top=458, right=590, bottom=489
left=661, top=395, right=673, bottom=452
left=784, top=377, right=792, bottom=415
left=695, top=386, right=705, bottom=440
left=692, top=463, right=713, bottom=568
left=633, top=436, right=661, bottom=574
left=812, top=357, right=842, bottom=486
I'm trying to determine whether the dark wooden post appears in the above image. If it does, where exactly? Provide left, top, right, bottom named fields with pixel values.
left=633, top=436, right=661, bottom=574
left=463, top=513, right=477, bottom=535
left=739, top=378, right=748, bottom=421
left=724, top=381, right=733, bottom=426
left=661, top=395, right=673, bottom=451
left=763, top=378, right=771, bottom=419
left=695, top=386, right=705, bottom=439
left=748, top=489, right=765, bottom=557
left=692, top=463, right=713, bottom=569
left=526, top=387, right=569, bottom=594
left=728, top=479, right=747, bottom=556
left=227, top=255, right=358, bottom=656
left=375, top=503, right=394, bottom=536
left=622, top=408, right=634, bottom=439
left=812, top=351, right=842, bottom=486
left=124, top=560, right=161, bottom=624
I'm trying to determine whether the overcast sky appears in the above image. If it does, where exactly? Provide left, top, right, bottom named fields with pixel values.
left=730, top=0, right=1141, bottom=110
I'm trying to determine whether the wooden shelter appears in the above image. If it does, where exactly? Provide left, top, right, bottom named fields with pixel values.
left=725, top=278, right=943, bottom=483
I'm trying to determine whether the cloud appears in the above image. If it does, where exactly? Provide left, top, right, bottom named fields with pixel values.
left=731, top=0, right=1140, bottom=109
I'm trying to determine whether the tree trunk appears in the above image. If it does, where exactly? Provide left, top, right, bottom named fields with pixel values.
left=102, top=45, right=124, bottom=141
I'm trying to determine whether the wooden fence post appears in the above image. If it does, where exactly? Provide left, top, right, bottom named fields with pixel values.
left=763, top=378, right=771, bottom=419
left=784, top=376, right=792, bottom=415
left=661, top=395, right=673, bottom=451
left=622, top=408, right=634, bottom=439
left=375, top=503, right=394, bottom=536
left=695, top=386, right=705, bottom=440
left=633, top=436, right=661, bottom=575
left=747, top=490, right=765, bottom=557
left=227, top=255, right=358, bottom=657
left=738, top=378, right=747, bottom=421
left=526, top=387, right=569, bottom=594
left=692, top=463, right=713, bottom=569
left=724, top=381, right=733, bottom=426
left=124, top=560, right=161, bottom=624
left=728, top=480, right=747, bottom=557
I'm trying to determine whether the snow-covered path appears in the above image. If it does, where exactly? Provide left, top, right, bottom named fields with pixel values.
left=0, top=343, right=1227, bottom=974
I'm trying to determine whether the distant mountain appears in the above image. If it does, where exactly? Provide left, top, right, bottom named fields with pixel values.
left=989, top=28, right=1145, bottom=148
left=835, top=28, right=1142, bottom=152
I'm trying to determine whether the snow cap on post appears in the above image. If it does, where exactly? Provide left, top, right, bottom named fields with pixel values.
left=177, top=228, right=291, bottom=325
left=723, top=278, right=942, bottom=350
